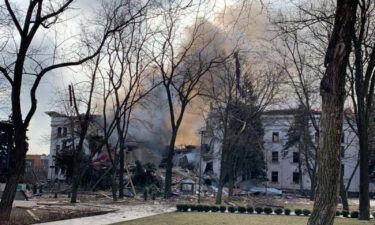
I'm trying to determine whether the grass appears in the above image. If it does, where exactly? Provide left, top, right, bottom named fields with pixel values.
left=113, top=212, right=374, bottom=225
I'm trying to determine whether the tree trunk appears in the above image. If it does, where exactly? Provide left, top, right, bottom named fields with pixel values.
left=215, top=174, right=225, bottom=205
left=164, top=132, right=177, bottom=198
left=118, top=143, right=125, bottom=199
left=298, top=152, right=303, bottom=195
left=0, top=130, right=27, bottom=223
left=359, top=130, right=370, bottom=219
left=111, top=170, right=118, bottom=202
left=307, top=1, right=358, bottom=225
left=70, top=171, right=79, bottom=203
left=228, top=174, right=234, bottom=197
left=340, top=172, right=349, bottom=211
left=309, top=174, right=316, bottom=201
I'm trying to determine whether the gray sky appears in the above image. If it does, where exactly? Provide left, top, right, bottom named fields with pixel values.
left=0, top=0, right=282, bottom=155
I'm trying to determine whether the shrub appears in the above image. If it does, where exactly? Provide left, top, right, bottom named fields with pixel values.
left=211, top=206, right=219, bottom=212
left=350, top=211, right=359, bottom=218
left=264, top=207, right=273, bottom=215
left=274, top=208, right=283, bottom=215
left=237, top=206, right=246, bottom=213
left=342, top=210, right=349, bottom=218
left=336, top=211, right=341, bottom=216
left=246, top=207, right=254, bottom=214
left=181, top=204, right=189, bottom=212
left=190, top=205, right=197, bottom=212
left=203, top=205, right=211, bottom=212
left=302, top=209, right=311, bottom=216
left=196, top=205, right=204, bottom=212
left=176, top=204, right=183, bottom=212
left=228, top=206, right=236, bottom=213
left=255, top=207, right=263, bottom=214
left=284, top=209, right=291, bottom=215
left=295, top=209, right=302, bottom=216
left=219, top=206, right=226, bottom=213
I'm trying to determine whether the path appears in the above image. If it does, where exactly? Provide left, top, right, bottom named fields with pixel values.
left=36, top=203, right=175, bottom=225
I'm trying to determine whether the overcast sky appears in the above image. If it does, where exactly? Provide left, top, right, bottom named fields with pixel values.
left=0, top=0, right=283, bottom=155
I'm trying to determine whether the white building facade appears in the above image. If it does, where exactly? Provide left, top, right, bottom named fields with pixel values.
left=46, top=111, right=101, bottom=181
left=202, top=109, right=373, bottom=195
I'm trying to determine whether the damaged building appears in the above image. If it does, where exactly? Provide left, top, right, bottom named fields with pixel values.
left=199, top=108, right=375, bottom=196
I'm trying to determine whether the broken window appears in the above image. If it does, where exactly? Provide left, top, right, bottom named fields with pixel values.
left=293, top=152, right=299, bottom=163
left=271, top=171, right=278, bottom=183
left=204, top=162, right=214, bottom=174
left=293, top=172, right=300, bottom=184
left=272, top=132, right=279, bottom=142
left=272, top=151, right=279, bottom=162
left=57, top=127, right=62, bottom=137
left=63, top=127, right=68, bottom=137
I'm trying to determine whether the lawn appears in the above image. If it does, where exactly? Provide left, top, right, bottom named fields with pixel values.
left=114, top=212, right=374, bottom=225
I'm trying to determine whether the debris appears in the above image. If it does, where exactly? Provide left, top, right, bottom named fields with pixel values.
left=26, top=209, right=40, bottom=221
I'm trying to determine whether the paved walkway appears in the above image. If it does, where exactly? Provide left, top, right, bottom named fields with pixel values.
left=36, top=203, right=175, bottom=225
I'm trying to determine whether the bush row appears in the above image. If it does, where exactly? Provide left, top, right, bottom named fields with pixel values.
left=176, top=204, right=306, bottom=216
left=176, top=205, right=364, bottom=218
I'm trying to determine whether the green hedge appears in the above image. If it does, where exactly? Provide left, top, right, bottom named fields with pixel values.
left=228, top=206, right=236, bottom=213
left=176, top=204, right=363, bottom=219
left=219, top=206, right=226, bottom=213
left=274, top=208, right=283, bottom=215
left=255, top=207, right=263, bottom=214
left=264, top=207, right=273, bottom=215
left=237, top=206, right=246, bottom=213
left=211, top=205, right=219, bottom=212
left=246, top=207, right=254, bottom=214
left=342, top=211, right=349, bottom=217
left=302, top=209, right=311, bottom=216
left=350, top=211, right=359, bottom=218
left=295, top=209, right=302, bottom=216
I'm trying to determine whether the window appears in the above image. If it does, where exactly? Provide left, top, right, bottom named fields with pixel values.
left=63, top=127, right=68, bottom=137
left=293, top=152, right=300, bottom=163
left=293, top=172, right=300, bottom=184
left=341, top=164, right=345, bottom=176
left=201, top=144, right=209, bottom=153
left=271, top=171, right=279, bottom=183
left=272, top=151, right=279, bottom=162
left=341, top=131, right=345, bottom=143
left=272, top=132, right=280, bottom=142
left=62, top=140, right=67, bottom=149
left=314, top=132, right=319, bottom=144
left=341, top=146, right=345, bottom=158
left=57, top=127, right=62, bottom=137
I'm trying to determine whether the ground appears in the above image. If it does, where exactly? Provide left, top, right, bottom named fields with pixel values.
left=113, top=212, right=374, bottom=225
left=6, top=193, right=375, bottom=224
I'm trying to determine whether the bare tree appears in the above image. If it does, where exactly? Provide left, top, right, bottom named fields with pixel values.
left=97, top=18, right=158, bottom=200
left=307, top=1, right=358, bottom=225
left=202, top=50, right=280, bottom=204
left=345, top=0, right=375, bottom=219
left=0, top=0, right=149, bottom=222
left=147, top=1, right=231, bottom=198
